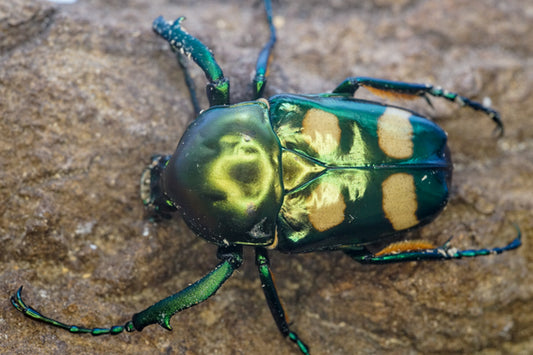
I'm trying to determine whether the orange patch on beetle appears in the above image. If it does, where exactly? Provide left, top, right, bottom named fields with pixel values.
left=307, top=182, right=346, bottom=232
left=362, top=85, right=419, bottom=100
left=301, top=108, right=341, bottom=155
left=375, top=240, right=436, bottom=256
left=382, top=173, right=419, bottom=231
left=377, top=107, right=414, bottom=159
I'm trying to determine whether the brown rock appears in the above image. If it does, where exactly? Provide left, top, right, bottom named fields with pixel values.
left=1, top=0, right=531, bottom=354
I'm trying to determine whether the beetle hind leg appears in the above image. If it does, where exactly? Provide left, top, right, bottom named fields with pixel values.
left=255, top=247, right=310, bottom=355
left=331, top=76, right=503, bottom=136
left=345, top=228, right=521, bottom=264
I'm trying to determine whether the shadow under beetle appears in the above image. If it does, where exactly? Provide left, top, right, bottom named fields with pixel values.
left=12, top=0, right=522, bottom=353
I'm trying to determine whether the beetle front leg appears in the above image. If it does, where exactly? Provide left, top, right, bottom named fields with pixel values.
left=11, top=286, right=133, bottom=335
left=131, top=245, right=243, bottom=331
left=153, top=16, right=230, bottom=107
left=331, top=76, right=503, bottom=135
left=11, top=245, right=243, bottom=336
left=140, top=154, right=177, bottom=218
left=255, top=247, right=309, bottom=355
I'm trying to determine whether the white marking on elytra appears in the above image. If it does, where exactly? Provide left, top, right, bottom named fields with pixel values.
left=307, top=182, right=346, bottom=232
left=301, top=108, right=341, bottom=155
left=377, top=107, right=414, bottom=159
left=382, top=173, right=419, bottom=231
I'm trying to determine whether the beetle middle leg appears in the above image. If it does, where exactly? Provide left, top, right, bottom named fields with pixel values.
left=255, top=247, right=309, bottom=355
left=330, top=76, right=503, bottom=136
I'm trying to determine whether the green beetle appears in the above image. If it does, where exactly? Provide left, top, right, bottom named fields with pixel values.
left=11, top=1, right=521, bottom=354
left=159, top=94, right=451, bottom=253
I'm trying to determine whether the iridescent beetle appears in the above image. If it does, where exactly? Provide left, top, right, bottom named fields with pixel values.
left=12, top=1, right=521, bottom=354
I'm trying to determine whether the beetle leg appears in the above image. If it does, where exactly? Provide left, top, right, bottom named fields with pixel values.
left=11, top=245, right=243, bottom=336
left=153, top=16, right=230, bottom=107
left=11, top=286, right=133, bottom=335
left=255, top=247, right=309, bottom=355
left=131, top=245, right=243, bottom=331
left=331, top=76, right=503, bottom=136
left=175, top=50, right=202, bottom=116
left=345, top=227, right=521, bottom=264
left=252, top=0, right=277, bottom=99
left=140, top=154, right=177, bottom=219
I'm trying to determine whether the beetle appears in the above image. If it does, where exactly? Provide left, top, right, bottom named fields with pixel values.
left=11, top=1, right=521, bottom=354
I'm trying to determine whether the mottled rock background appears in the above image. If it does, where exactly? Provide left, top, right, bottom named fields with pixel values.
left=1, top=0, right=531, bottom=354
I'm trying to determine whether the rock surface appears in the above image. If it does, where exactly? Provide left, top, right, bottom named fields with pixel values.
left=1, top=0, right=532, bottom=354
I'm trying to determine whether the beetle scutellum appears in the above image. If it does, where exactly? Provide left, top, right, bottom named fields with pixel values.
left=12, top=1, right=521, bottom=353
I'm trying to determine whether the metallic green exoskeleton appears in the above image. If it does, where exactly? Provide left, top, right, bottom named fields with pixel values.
left=11, top=1, right=521, bottom=354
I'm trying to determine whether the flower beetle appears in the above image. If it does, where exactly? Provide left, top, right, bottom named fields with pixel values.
left=11, top=1, right=521, bottom=354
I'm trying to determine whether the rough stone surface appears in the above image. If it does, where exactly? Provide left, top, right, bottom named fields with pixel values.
left=1, top=0, right=532, bottom=354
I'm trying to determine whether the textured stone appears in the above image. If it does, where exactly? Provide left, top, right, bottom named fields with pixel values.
left=1, top=0, right=532, bottom=354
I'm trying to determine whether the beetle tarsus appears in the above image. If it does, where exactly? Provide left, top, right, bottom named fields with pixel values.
left=289, top=331, right=310, bottom=355
left=11, top=286, right=132, bottom=335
